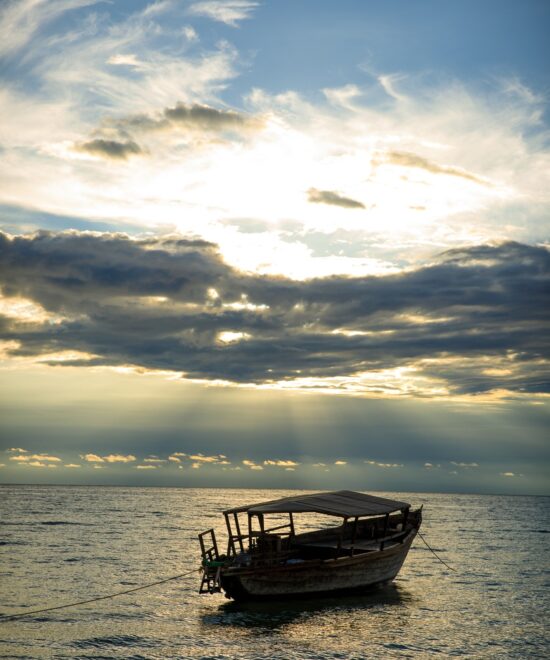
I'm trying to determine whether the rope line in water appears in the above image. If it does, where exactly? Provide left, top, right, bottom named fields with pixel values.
left=417, top=531, right=457, bottom=572
left=0, top=567, right=199, bottom=622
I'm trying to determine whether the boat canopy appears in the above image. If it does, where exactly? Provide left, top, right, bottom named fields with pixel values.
left=224, top=490, right=410, bottom=518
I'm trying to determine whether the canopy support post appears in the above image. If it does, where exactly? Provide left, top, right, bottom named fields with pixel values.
left=233, top=512, right=244, bottom=551
left=381, top=513, right=389, bottom=551
left=350, top=516, right=358, bottom=556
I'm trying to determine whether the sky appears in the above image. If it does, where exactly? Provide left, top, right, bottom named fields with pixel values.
left=0, top=0, right=549, bottom=494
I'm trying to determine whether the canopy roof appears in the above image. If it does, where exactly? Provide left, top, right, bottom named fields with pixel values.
left=224, top=490, right=410, bottom=518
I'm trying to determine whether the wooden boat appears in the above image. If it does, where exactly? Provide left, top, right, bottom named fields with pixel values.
left=198, top=490, right=422, bottom=601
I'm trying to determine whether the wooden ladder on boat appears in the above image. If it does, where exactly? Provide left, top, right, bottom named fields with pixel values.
left=198, top=529, right=222, bottom=594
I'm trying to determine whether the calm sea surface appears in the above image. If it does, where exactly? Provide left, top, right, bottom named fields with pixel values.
left=0, top=487, right=548, bottom=659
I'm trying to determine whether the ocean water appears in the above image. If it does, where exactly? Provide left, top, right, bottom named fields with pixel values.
left=0, top=487, right=548, bottom=659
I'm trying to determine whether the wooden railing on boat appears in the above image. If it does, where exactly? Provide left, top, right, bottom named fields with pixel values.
left=198, top=507, right=422, bottom=581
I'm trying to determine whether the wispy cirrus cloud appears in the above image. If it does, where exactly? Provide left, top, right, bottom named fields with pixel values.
left=187, top=1, right=258, bottom=27
left=0, top=0, right=98, bottom=58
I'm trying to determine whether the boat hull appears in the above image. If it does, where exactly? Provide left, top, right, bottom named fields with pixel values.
left=220, top=530, right=416, bottom=601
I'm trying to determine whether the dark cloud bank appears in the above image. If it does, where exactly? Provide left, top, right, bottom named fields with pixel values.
left=0, top=231, right=548, bottom=396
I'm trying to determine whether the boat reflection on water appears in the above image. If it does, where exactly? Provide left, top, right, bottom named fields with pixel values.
left=200, top=584, right=417, bottom=657
left=209, top=583, right=416, bottom=628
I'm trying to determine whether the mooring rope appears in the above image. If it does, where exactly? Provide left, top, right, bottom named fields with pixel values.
left=417, top=531, right=456, bottom=572
left=0, top=567, right=199, bottom=622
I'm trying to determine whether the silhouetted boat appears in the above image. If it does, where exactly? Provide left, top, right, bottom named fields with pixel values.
left=198, top=490, right=422, bottom=601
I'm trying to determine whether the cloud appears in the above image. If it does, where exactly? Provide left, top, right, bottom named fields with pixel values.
left=103, top=454, right=136, bottom=463
left=0, top=0, right=97, bottom=58
left=81, top=453, right=104, bottom=463
left=307, top=188, right=365, bottom=209
left=381, top=151, right=489, bottom=186
left=74, top=139, right=144, bottom=160
left=10, top=454, right=61, bottom=462
left=163, top=102, right=258, bottom=131
left=243, top=459, right=263, bottom=470
left=107, top=54, right=143, bottom=68
left=365, top=460, right=403, bottom=468
left=80, top=453, right=135, bottom=463
left=100, top=102, right=262, bottom=145
left=187, top=1, right=258, bottom=27
left=0, top=232, right=548, bottom=398
left=263, top=459, right=299, bottom=467
left=136, top=464, right=157, bottom=469
left=64, top=463, right=81, bottom=468
left=334, top=460, right=347, bottom=465
left=8, top=447, right=27, bottom=453
left=188, top=453, right=226, bottom=463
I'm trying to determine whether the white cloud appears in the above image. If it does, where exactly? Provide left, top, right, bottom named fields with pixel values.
left=81, top=453, right=135, bottom=463
left=136, top=464, right=157, bottom=469
left=183, top=25, right=198, bottom=42
left=263, top=459, right=299, bottom=467
left=10, top=454, right=61, bottom=463
left=1, top=8, right=548, bottom=282
left=103, top=454, right=136, bottom=463
left=81, top=453, right=104, bottom=463
left=64, top=463, right=81, bottom=468
left=334, top=460, right=347, bottom=466
left=107, top=53, right=143, bottom=68
left=243, top=459, right=263, bottom=470
left=188, top=453, right=226, bottom=463
left=0, top=0, right=97, bottom=58
left=187, top=1, right=258, bottom=27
